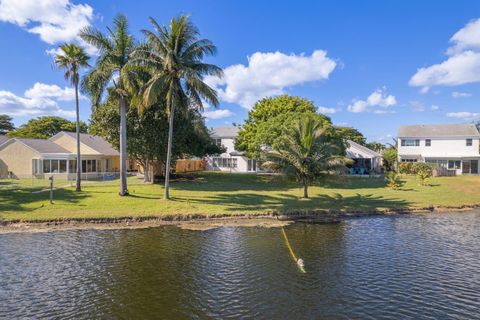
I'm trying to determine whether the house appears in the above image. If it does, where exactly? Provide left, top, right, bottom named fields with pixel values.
left=397, top=124, right=480, bottom=175
left=346, top=140, right=383, bottom=174
left=206, top=126, right=383, bottom=174
left=206, top=126, right=259, bottom=173
left=0, top=131, right=120, bottom=179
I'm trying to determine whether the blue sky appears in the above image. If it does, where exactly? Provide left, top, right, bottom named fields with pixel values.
left=1, top=1, right=479, bottom=142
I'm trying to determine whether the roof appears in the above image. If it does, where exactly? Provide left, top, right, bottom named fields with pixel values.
left=398, top=124, right=480, bottom=138
left=210, top=126, right=240, bottom=139
left=7, top=138, right=71, bottom=154
left=0, top=135, right=9, bottom=146
left=346, top=140, right=382, bottom=158
left=53, top=131, right=119, bottom=156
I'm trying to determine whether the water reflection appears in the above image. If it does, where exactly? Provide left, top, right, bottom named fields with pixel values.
left=0, top=212, right=479, bottom=319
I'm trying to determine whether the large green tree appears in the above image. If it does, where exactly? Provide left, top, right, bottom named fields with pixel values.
left=7, top=116, right=87, bottom=139
left=132, top=16, right=222, bottom=199
left=264, top=116, right=347, bottom=198
left=54, top=43, right=90, bottom=192
left=89, top=97, right=222, bottom=182
left=0, top=114, right=15, bottom=134
left=235, top=95, right=330, bottom=159
left=80, top=14, right=136, bottom=196
left=234, top=95, right=362, bottom=161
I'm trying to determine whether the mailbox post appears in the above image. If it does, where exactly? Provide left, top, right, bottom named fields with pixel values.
left=49, top=175, right=54, bottom=204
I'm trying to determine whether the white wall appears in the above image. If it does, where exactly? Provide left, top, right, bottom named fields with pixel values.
left=398, top=137, right=480, bottom=158
left=206, top=137, right=257, bottom=173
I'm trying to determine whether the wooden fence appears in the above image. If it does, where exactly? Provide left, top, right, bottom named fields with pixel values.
left=175, top=159, right=205, bottom=173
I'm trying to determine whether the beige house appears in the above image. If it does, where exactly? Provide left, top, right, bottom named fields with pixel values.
left=0, top=132, right=120, bottom=179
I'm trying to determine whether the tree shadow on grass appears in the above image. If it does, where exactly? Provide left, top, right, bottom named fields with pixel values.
left=179, top=191, right=412, bottom=213
left=171, top=172, right=295, bottom=193
left=320, top=176, right=388, bottom=190
left=0, top=188, right=90, bottom=213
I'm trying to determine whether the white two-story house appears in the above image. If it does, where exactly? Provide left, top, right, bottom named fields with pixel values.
left=397, top=124, right=480, bottom=175
left=206, top=126, right=259, bottom=173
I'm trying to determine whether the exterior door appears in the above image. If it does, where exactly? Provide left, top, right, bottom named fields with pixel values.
left=471, top=160, right=478, bottom=174
left=462, top=161, right=471, bottom=174
left=247, top=159, right=257, bottom=172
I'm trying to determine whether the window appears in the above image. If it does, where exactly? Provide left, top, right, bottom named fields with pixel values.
left=69, top=160, right=77, bottom=172
left=425, top=139, right=431, bottom=147
left=43, top=160, right=51, bottom=173
left=81, top=160, right=98, bottom=173
left=59, top=160, right=67, bottom=173
left=401, top=139, right=420, bottom=147
left=401, top=159, right=417, bottom=163
left=213, top=157, right=236, bottom=168
left=448, top=160, right=461, bottom=170
left=82, top=160, right=87, bottom=173
left=466, top=139, right=473, bottom=146
left=214, top=139, right=222, bottom=147
left=32, top=159, right=39, bottom=175
left=51, top=160, right=59, bottom=173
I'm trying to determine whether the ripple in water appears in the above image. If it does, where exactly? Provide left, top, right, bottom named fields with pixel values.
left=0, top=212, right=479, bottom=319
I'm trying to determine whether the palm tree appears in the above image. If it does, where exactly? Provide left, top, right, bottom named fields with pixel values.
left=264, top=116, right=347, bottom=198
left=132, top=16, right=223, bottom=199
left=80, top=14, right=136, bottom=196
left=54, top=43, right=90, bottom=192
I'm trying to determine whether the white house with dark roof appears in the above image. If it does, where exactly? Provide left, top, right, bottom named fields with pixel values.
left=206, top=126, right=259, bottom=173
left=206, top=126, right=384, bottom=174
left=346, top=140, right=383, bottom=174
left=398, top=124, right=480, bottom=175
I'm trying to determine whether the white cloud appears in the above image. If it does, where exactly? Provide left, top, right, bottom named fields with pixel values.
left=452, top=91, right=472, bottom=98
left=409, top=18, right=480, bottom=90
left=205, top=50, right=336, bottom=109
left=0, top=83, right=77, bottom=118
left=317, top=106, right=337, bottom=114
left=0, top=0, right=93, bottom=44
left=446, top=112, right=480, bottom=120
left=431, top=105, right=440, bottom=111
left=24, top=82, right=84, bottom=101
left=447, top=18, right=480, bottom=55
left=347, top=87, right=397, bottom=113
left=203, top=109, right=234, bottom=120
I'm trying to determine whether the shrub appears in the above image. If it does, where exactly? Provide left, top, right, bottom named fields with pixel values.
left=414, top=163, right=434, bottom=185
left=386, top=172, right=402, bottom=190
left=398, top=162, right=413, bottom=174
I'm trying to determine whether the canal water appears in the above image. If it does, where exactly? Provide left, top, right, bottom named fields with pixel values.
left=1, top=212, right=479, bottom=319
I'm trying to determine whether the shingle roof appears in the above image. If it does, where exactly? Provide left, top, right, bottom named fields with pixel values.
left=59, top=132, right=119, bottom=156
left=0, top=135, right=9, bottom=146
left=16, top=138, right=71, bottom=154
left=398, top=124, right=480, bottom=138
left=210, top=126, right=240, bottom=138
left=346, top=140, right=382, bottom=158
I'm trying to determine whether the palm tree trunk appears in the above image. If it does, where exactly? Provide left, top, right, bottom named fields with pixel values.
left=74, top=81, right=81, bottom=192
left=303, top=183, right=308, bottom=198
left=164, top=98, right=175, bottom=200
left=119, top=97, right=128, bottom=196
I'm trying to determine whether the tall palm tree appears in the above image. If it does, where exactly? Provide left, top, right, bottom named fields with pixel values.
left=54, top=43, right=90, bottom=192
left=264, top=116, right=347, bottom=198
left=80, top=14, right=136, bottom=196
left=132, top=16, right=223, bottom=199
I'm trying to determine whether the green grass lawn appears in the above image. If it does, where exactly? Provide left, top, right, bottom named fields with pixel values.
left=1, top=172, right=479, bottom=222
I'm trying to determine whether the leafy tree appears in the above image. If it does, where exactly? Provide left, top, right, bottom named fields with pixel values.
left=366, top=142, right=385, bottom=152
left=80, top=14, right=136, bottom=196
left=54, top=43, right=90, bottom=192
left=383, top=142, right=398, bottom=172
left=132, top=16, right=222, bottom=199
left=263, top=116, right=347, bottom=198
left=415, top=163, right=433, bottom=186
left=0, top=114, right=15, bottom=134
left=8, top=116, right=87, bottom=139
left=333, top=126, right=366, bottom=145
left=235, top=95, right=330, bottom=158
left=89, top=97, right=222, bottom=182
